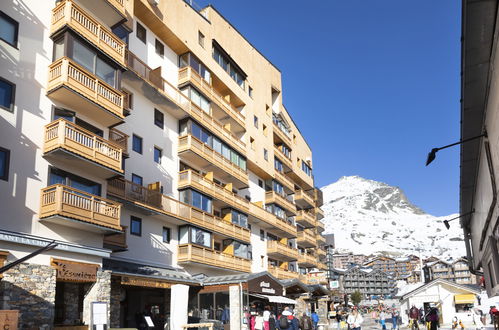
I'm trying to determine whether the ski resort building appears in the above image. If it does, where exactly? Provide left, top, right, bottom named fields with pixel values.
left=0, top=0, right=326, bottom=328
left=423, top=258, right=478, bottom=285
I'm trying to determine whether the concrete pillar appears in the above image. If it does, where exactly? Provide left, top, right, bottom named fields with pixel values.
left=170, top=284, right=189, bottom=330
left=229, top=285, right=242, bottom=330
left=83, top=270, right=111, bottom=326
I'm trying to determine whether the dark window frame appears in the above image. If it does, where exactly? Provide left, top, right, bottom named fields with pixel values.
left=0, top=11, right=19, bottom=48
left=155, top=38, right=164, bottom=57
left=131, top=173, right=143, bottom=186
left=132, top=134, right=143, bottom=154
left=198, top=31, right=205, bottom=48
left=162, top=226, right=171, bottom=243
left=136, top=22, right=146, bottom=44
left=0, top=147, right=10, bottom=181
left=0, top=76, right=15, bottom=112
left=154, top=108, right=164, bottom=129
left=154, top=146, right=162, bottom=164
left=130, top=216, right=142, bottom=236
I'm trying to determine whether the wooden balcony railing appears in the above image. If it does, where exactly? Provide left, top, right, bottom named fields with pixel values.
left=178, top=66, right=245, bottom=127
left=265, top=191, right=296, bottom=215
left=315, top=207, right=324, bottom=220
left=44, top=119, right=123, bottom=173
left=178, top=135, right=248, bottom=184
left=298, top=253, right=317, bottom=267
left=316, top=220, right=325, bottom=233
left=274, top=145, right=293, bottom=169
left=274, top=170, right=294, bottom=192
left=126, top=51, right=246, bottom=154
left=316, top=234, right=326, bottom=246
left=268, top=265, right=299, bottom=280
left=107, top=178, right=250, bottom=243
left=294, top=189, right=315, bottom=207
left=178, top=244, right=251, bottom=273
left=248, top=203, right=297, bottom=238
left=40, top=184, right=121, bottom=230
left=316, top=249, right=326, bottom=258
left=47, top=57, right=124, bottom=118
left=297, top=229, right=317, bottom=248
left=107, top=0, right=126, bottom=15
left=267, top=241, right=299, bottom=261
left=178, top=170, right=249, bottom=212
left=109, top=127, right=128, bottom=155
left=51, top=0, right=125, bottom=65
left=296, top=209, right=317, bottom=228
left=103, top=226, right=127, bottom=250
left=273, top=120, right=292, bottom=143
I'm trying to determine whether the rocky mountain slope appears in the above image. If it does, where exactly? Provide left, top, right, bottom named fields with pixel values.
left=320, top=176, right=466, bottom=259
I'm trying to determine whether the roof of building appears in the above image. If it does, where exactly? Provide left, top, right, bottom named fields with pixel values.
left=200, top=271, right=280, bottom=285
left=401, top=278, right=481, bottom=300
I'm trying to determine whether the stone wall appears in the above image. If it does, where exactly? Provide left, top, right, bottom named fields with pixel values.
left=0, top=263, right=56, bottom=329
left=109, top=276, right=121, bottom=327
left=82, top=270, right=111, bottom=325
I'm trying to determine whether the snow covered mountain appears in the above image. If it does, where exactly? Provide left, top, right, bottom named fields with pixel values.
left=320, top=176, right=466, bottom=260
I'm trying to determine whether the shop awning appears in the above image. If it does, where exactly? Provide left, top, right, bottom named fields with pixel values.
left=251, top=293, right=297, bottom=305
left=454, top=294, right=476, bottom=304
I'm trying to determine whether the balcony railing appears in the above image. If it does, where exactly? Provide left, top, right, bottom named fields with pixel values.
left=107, top=178, right=250, bottom=243
left=248, top=203, right=297, bottom=238
left=297, top=229, right=317, bottom=248
left=51, top=0, right=126, bottom=65
left=274, top=170, right=294, bottom=192
left=298, top=253, right=317, bottom=267
left=268, top=265, right=299, bottom=280
left=103, top=226, right=127, bottom=251
left=272, top=120, right=292, bottom=143
left=316, top=220, right=325, bottom=233
left=109, top=127, right=128, bottom=155
left=40, top=184, right=121, bottom=230
left=126, top=51, right=245, bottom=154
left=294, top=189, right=315, bottom=208
left=267, top=241, right=299, bottom=261
left=316, top=234, right=326, bottom=246
left=178, top=66, right=245, bottom=127
left=44, top=119, right=123, bottom=173
left=178, top=170, right=249, bottom=212
left=178, top=135, right=248, bottom=184
left=106, top=0, right=126, bottom=15
left=295, top=209, right=316, bottom=228
left=265, top=191, right=296, bottom=215
left=178, top=244, right=251, bottom=273
left=315, top=207, right=324, bottom=220
left=47, top=57, right=124, bottom=118
left=274, top=145, right=293, bottom=169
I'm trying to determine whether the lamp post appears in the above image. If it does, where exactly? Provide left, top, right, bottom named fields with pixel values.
left=442, top=210, right=474, bottom=229
left=426, top=133, right=487, bottom=166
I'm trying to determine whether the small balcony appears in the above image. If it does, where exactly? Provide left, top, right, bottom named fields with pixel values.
left=274, top=170, right=295, bottom=194
left=295, top=209, right=316, bottom=228
left=315, top=207, right=324, bottom=220
left=107, top=177, right=250, bottom=243
left=267, top=241, right=299, bottom=262
left=274, top=145, right=293, bottom=170
left=43, top=119, right=123, bottom=178
left=297, top=229, right=317, bottom=248
left=178, top=169, right=249, bottom=213
left=178, top=66, right=245, bottom=129
left=273, top=120, right=292, bottom=145
left=317, top=249, right=326, bottom=259
left=248, top=203, right=297, bottom=238
left=298, top=253, right=317, bottom=268
left=39, top=184, right=122, bottom=233
left=109, top=127, right=128, bottom=156
left=316, top=220, right=325, bottom=233
left=47, top=57, right=124, bottom=126
left=104, top=226, right=127, bottom=252
left=51, top=0, right=126, bottom=66
left=178, top=244, right=251, bottom=273
left=178, top=135, right=248, bottom=187
left=294, top=189, right=315, bottom=209
left=268, top=265, right=299, bottom=280
left=265, top=191, right=296, bottom=216
left=317, top=234, right=326, bottom=246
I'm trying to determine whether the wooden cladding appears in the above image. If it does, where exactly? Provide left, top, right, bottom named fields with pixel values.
left=297, top=229, right=317, bottom=248
left=44, top=118, right=123, bottom=173
left=178, top=244, right=251, bottom=273
left=51, top=0, right=126, bottom=65
left=295, top=209, right=317, bottom=228
left=265, top=191, right=296, bottom=215
left=40, top=184, right=121, bottom=230
left=267, top=265, right=299, bottom=280
left=294, top=189, right=315, bottom=208
left=266, top=240, right=299, bottom=261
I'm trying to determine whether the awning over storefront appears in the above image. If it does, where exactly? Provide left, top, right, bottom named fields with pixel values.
left=250, top=293, right=297, bottom=305
left=454, top=294, right=476, bottom=304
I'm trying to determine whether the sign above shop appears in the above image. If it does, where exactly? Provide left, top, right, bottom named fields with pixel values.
left=121, top=275, right=172, bottom=289
left=248, top=274, right=284, bottom=296
left=51, top=258, right=98, bottom=282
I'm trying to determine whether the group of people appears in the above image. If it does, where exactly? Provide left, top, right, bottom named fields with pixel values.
left=246, top=306, right=320, bottom=330
left=332, top=306, right=365, bottom=330
left=408, top=305, right=439, bottom=330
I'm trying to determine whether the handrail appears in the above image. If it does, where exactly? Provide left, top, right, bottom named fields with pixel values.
left=178, top=244, right=251, bottom=272
left=109, top=127, right=129, bottom=152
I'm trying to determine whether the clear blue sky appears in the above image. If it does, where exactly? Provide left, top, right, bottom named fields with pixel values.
left=197, top=0, right=461, bottom=216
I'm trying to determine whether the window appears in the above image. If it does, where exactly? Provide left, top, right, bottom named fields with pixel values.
left=272, top=180, right=285, bottom=196
left=302, top=161, right=312, bottom=177
left=263, top=148, right=268, bottom=161
left=223, top=209, right=248, bottom=228
left=181, top=86, right=210, bottom=113
left=131, top=173, right=143, bottom=186
left=258, top=179, right=263, bottom=188
left=0, top=77, right=15, bottom=112
left=162, top=227, right=171, bottom=243
left=130, top=216, right=142, bottom=236
left=250, top=137, right=255, bottom=150
left=263, top=124, right=267, bottom=136
left=248, top=86, right=253, bottom=98
left=132, top=134, right=142, bottom=154
left=180, top=189, right=212, bottom=213
left=112, top=24, right=130, bottom=44
left=155, top=38, right=164, bottom=57
left=233, top=241, right=249, bottom=259
left=0, top=147, right=10, bottom=181
left=0, top=12, right=19, bottom=47
left=154, top=147, right=162, bottom=164
left=212, top=42, right=246, bottom=88
left=274, top=158, right=283, bottom=172
left=198, top=31, right=205, bottom=48
left=49, top=168, right=101, bottom=196
left=191, top=227, right=211, bottom=248
left=71, top=39, right=117, bottom=87
left=154, top=109, right=164, bottom=129
left=253, top=115, right=258, bottom=128
left=179, top=53, right=211, bottom=81
left=260, top=229, right=265, bottom=241
left=136, top=22, right=146, bottom=44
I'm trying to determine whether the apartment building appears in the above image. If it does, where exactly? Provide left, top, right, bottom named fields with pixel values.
left=333, top=267, right=393, bottom=298
left=332, top=253, right=368, bottom=269
left=423, top=258, right=477, bottom=285
left=364, top=255, right=419, bottom=279
left=0, top=0, right=325, bottom=328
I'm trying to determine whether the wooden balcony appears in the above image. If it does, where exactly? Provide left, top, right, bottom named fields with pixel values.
left=178, top=244, right=251, bottom=273
left=125, top=51, right=245, bottom=155
left=298, top=253, right=317, bottom=268
left=295, top=209, right=317, bottom=228
left=274, top=170, right=294, bottom=193
left=39, top=184, right=122, bottom=232
left=43, top=119, right=123, bottom=177
left=267, top=241, right=299, bottom=261
left=294, top=189, right=315, bottom=209
left=178, top=66, right=245, bottom=129
left=315, top=207, right=324, bottom=220
left=265, top=191, right=296, bottom=216
left=273, top=120, right=292, bottom=144
left=178, top=135, right=248, bottom=187
left=51, top=0, right=126, bottom=66
left=316, top=234, right=326, bottom=246
left=248, top=203, right=297, bottom=238
left=316, top=220, right=325, bottom=233
left=274, top=145, right=293, bottom=170
left=268, top=265, right=299, bottom=280
left=178, top=170, right=249, bottom=213
left=104, top=226, right=127, bottom=251
left=297, top=229, right=317, bottom=248
left=109, top=127, right=128, bottom=156
left=107, top=178, right=250, bottom=243
left=317, top=249, right=326, bottom=259
left=47, top=57, right=124, bottom=126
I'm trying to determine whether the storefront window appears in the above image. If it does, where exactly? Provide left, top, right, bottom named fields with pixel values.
left=200, top=293, right=215, bottom=319
left=215, top=292, right=230, bottom=322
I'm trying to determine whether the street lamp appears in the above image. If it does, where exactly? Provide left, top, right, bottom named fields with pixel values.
left=442, top=210, right=474, bottom=229
left=425, top=133, right=487, bottom=166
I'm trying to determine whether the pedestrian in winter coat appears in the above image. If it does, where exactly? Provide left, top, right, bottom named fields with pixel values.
left=427, top=308, right=439, bottom=330
left=391, top=310, right=399, bottom=330
left=311, top=311, right=319, bottom=329
left=300, top=313, right=313, bottom=330
left=346, top=309, right=363, bottom=330
left=379, top=310, right=387, bottom=330
left=276, top=309, right=299, bottom=330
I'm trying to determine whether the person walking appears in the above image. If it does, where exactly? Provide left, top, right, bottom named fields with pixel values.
left=379, top=309, right=387, bottom=330
left=409, top=306, right=420, bottom=330
left=276, top=307, right=298, bottom=330
left=300, top=312, right=313, bottom=330
left=391, top=310, right=399, bottom=330
left=427, top=308, right=439, bottom=330
left=311, top=311, right=319, bottom=330
left=255, top=311, right=265, bottom=330
left=473, top=308, right=484, bottom=330
left=346, top=308, right=363, bottom=330
left=263, top=307, right=271, bottom=330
